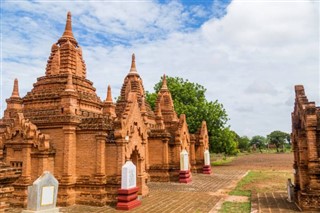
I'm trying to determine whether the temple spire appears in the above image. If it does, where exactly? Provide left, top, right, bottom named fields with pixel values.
left=129, top=53, right=137, bottom=74
left=58, top=11, right=77, bottom=46
left=161, top=74, right=168, bottom=90
left=62, top=11, right=74, bottom=38
left=11, top=78, right=20, bottom=98
left=106, top=85, right=113, bottom=103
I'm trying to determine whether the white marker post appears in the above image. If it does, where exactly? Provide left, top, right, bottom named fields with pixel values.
left=203, top=149, right=212, bottom=174
left=179, top=149, right=191, bottom=183
left=117, top=160, right=141, bottom=210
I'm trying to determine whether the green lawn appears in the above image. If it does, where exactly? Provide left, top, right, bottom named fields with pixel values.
left=219, top=201, right=250, bottom=213
left=219, top=170, right=292, bottom=213
left=211, top=156, right=235, bottom=166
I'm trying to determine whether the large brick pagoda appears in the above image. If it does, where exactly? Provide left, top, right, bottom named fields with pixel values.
left=0, top=12, right=211, bottom=207
left=291, top=85, right=320, bottom=211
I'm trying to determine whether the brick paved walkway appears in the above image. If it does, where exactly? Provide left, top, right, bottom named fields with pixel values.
left=59, top=168, right=247, bottom=213
left=7, top=167, right=247, bottom=213
left=251, top=192, right=300, bottom=213
left=7, top=153, right=311, bottom=213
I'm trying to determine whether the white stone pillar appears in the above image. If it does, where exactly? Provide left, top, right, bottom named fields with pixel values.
left=179, top=149, right=191, bottom=183
left=180, top=149, right=189, bottom=171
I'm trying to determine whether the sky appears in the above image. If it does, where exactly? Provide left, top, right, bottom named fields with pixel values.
left=1, top=0, right=319, bottom=137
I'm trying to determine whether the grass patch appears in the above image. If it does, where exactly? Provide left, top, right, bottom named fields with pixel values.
left=219, top=201, right=250, bottom=213
left=219, top=161, right=293, bottom=213
left=229, top=170, right=293, bottom=197
left=229, top=171, right=260, bottom=197
left=212, top=157, right=235, bottom=166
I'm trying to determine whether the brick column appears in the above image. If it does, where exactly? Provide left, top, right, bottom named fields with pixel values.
left=62, top=125, right=76, bottom=180
left=176, top=144, right=182, bottom=165
left=117, top=140, right=126, bottom=176
left=306, top=128, right=320, bottom=190
left=58, top=125, right=76, bottom=206
left=190, top=142, right=196, bottom=171
left=11, top=143, right=32, bottom=208
left=198, top=144, right=205, bottom=162
left=95, top=133, right=106, bottom=176
left=306, top=129, right=318, bottom=160
left=136, top=157, right=143, bottom=195
left=37, top=153, right=49, bottom=177
left=298, top=133, right=309, bottom=191
left=21, top=144, right=32, bottom=182
left=292, top=135, right=300, bottom=190
left=162, top=139, right=169, bottom=165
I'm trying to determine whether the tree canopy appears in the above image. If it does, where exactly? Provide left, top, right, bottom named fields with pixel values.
left=146, top=76, right=234, bottom=154
left=267, top=130, right=290, bottom=152
left=250, top=135, right=267, bottom=152
left=238, top=136, right=250, bottom=152
left=213, top=128, right=239, bottom=157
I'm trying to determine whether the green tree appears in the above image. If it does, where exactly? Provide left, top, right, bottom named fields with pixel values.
left=267, top=130, right=290, bottom=152
left=238, top=136, right=250, bottom=152
left=250, top=135, right=266, bottom=153
left=221, top=128, right=239, bottom=157
left=211, top=128, right=239, bottom=156
left=146, top=76, right=231, bottom=154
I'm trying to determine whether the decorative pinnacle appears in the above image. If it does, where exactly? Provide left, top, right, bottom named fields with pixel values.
left=156, top=102, right=162, bottom=117
left=62, top=11, right=74, bottom=38
left=11, top=78, right=20, bottom=98
left=141, top=96, right=147, bottom=113
left=129, top=53, right=137, bottom=73
left=106, top=85, right=113, bottom=103
left=65, top=74, right=75, bottom=92
left=161, top=74, right=168, bottom=90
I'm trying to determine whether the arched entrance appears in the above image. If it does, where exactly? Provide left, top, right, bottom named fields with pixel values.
left=129, top=146, right=148, bottom=196
left=130, top=148, right=140, bottom=191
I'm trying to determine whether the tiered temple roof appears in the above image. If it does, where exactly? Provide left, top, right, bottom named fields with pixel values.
left=116, top=54, right=155, bottom=125
left=22, top=12, right=104, bottom=126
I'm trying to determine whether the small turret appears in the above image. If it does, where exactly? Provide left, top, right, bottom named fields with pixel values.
left=154, top=74, right=178, bottom=124
left=11, top=78, right=20, bottom=98
left=103, top=85, right=116, bottom=118
left=106, top=85, right=113, bottom=103
left=4, top=79, right=23, bottom=118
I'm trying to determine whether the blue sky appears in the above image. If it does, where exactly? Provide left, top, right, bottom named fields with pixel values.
left=1, top=0, right=319, bottom=137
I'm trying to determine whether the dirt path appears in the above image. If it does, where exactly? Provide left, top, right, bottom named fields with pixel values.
left=224, top=153, right=294, bottom=171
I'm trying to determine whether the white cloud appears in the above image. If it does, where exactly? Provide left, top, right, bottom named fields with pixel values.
left=1, top=0, right=319, bottom=138
left=245, top=81, right=278, bottom=95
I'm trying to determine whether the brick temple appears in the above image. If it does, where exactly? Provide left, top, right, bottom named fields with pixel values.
left=0, top=12, right=210, bottom=207
left=291, top=85, right=320, bottom=211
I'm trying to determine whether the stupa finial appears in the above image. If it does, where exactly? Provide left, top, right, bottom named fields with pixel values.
left=161, top=74, right=168, bottom=90
left=62, top=11, right=74, bottom=38
left=129, top=53, right=137, bottom=73
left=11, top=78, right=20, bottom=98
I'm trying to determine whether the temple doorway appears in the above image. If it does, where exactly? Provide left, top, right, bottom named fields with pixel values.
left=130, top=148, right=143, bottom=195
